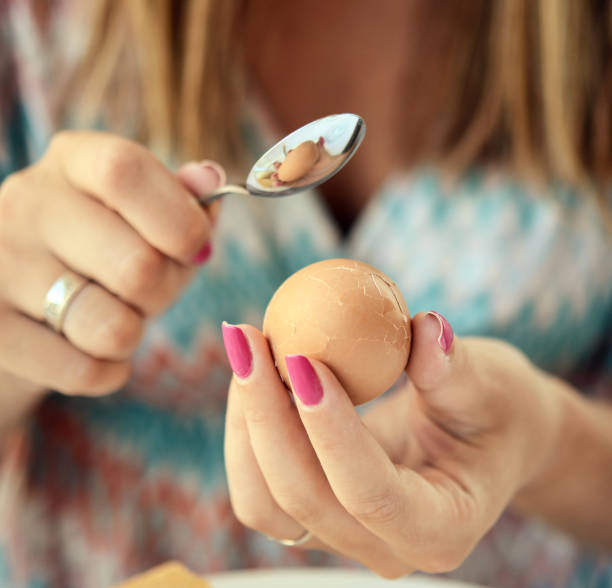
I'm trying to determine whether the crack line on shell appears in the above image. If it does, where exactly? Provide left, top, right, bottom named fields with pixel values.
left=306, top=275, right=344, bottom=304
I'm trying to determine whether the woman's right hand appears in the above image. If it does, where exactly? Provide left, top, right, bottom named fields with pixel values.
left=0, top=130, right=225, bottom=398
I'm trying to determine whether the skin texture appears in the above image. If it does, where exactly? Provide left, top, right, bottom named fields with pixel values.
left=0, top=131, right=225, bottom=436
left=224, top=313, right=574, bottom=577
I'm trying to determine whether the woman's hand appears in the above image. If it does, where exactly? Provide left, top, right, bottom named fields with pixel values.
left=0, top=131, right=225, bottom=398
left=223, top=312, right=562, bottom=577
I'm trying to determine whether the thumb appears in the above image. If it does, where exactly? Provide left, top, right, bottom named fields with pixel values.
left=405, top=311, right=456, bottom=393
left=406, top=312, right=489, bottom=433
left=175, top=160, right=226, bottom=226
left=175, top=159, right=226, bottom=196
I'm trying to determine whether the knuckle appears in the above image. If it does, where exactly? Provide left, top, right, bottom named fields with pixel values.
left=344, top=487, right=402, bottom=525
left=371, top=561, right=412, bottom=580
left=242, top=405, right=269, bottom=426
left=48, top=130, right=75, bottom=153
left=110, top=362, right=132, bottom=392
left=418, top=548, right=468, bottom=574
left=69, top=356, right=112, bottom=392
left=94, top=311, right=143, bottom=356
left=0, top=171, right=26, bottom=222
left=68, top=356, right=130, bottom=395
left=317, top=435, right=357, bottom=460
left=0, top=170, right=23, bottom=197
left=175, top=214, right=208, bottom=260
left=98, top=138, right=146, bottom=194
left=233, top=505, right=266, bottom=532
left=272, top=492, right=321, bottom=528
left=119, top=245, right=165, bottom=301
left=231, top=498, right=275, bottom=534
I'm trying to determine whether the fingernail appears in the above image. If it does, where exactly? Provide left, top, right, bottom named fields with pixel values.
left=222, top=322, right=252, bottom=378
left=198, top=160, right=226, bottom=186
left=427, top=311, right=454, bottom=354
left=179, top=160, right=226, bottom=197
left=193, top=241, right=212, bottom=265
left=286, top=355, right=323, bottom=406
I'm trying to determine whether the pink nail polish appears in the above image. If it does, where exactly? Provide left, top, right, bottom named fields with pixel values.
left=285, top=355, right=323, bottom=406
left=427, top=311, right=454, bottom=354
left=193, top=241, right=212, bottom=265
left=222, top=323, right=252, bottom=378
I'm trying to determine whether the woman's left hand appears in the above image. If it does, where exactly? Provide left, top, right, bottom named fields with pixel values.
left=222, top=312, right=562, bottom=578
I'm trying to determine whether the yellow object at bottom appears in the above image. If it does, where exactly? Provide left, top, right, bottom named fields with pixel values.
left=110, top=562, right=212, bottom=588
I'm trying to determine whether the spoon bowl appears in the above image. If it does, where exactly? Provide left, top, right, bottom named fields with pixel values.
left=200, top=113, right=365, bottom=203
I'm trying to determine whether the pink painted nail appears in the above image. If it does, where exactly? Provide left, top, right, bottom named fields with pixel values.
left=286, top=355, right=323, bottom=406
left=193, top=241, right=212, bottom=265
left=222, top=322, right=252, bottom=378
left=427, top=311, right=454, bottom=354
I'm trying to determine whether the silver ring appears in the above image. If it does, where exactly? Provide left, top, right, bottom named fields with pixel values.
left=43, top=273, right=89, bottom=333
left=269, top=529, right=312, bottom=547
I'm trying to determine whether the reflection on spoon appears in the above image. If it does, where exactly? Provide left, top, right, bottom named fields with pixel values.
left=273, top=138, right=323, bottom=185
left=198, top=113, right=365, bottom=204
left=257, top=136, right=350, bottom=189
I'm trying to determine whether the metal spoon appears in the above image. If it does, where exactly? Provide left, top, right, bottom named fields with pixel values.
left=199, top=113, right=365, bottom=204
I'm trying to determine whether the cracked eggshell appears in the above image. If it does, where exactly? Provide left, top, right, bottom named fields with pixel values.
left=263, top=258, right=411, bottom=405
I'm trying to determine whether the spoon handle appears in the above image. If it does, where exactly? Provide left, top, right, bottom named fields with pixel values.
left=198, top=183, right=249, bottom=205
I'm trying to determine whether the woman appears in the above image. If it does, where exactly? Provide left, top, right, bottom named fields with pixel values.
left=1, top=0, right=611, bottom=586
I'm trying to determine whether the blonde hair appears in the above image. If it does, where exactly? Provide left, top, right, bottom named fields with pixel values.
left=72, top=0, right=244, bottom=165
left=73, top=0, right=612, bottom=190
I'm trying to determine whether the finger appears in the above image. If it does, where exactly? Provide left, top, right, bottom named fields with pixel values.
left=0, top=307, right=130, bottom=395
left=62, top=282, right=144, bottom=360
left=2, top=256, right=144, bottom=361
left=222, top=323, right=411, bottom=576
left=406, top=312, right=535, bottom=526
left=49, top=131, right=219, bottom=264
left=222, top=322, right=320, bottom=546
left=360, top=386, right=425, bottom=467
left=224, top=376, right=309, bottom=543
left=175, top=159, right=226, bottom=200
left=405, top=312, right=511, bottom=434
left=175, top=160, right=226, bottom=252
left=405, top=312, right=456, bottom=392
left=175, top=160, right=225, bottom=228
left=288, top=355, right=477, bottom=572
left=37, top=178, right=192, bottom=315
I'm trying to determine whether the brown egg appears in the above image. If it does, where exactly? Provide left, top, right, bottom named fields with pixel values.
left=277, top=140, right=320, bottom=182
left=263, top=258, right=411, bottom=405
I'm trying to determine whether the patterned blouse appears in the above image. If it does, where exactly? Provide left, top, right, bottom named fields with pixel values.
left=1, top=2, right=612, bottom=587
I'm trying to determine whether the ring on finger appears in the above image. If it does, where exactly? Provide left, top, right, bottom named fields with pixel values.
left=43, top=272, right=90, bottom=334
left=267, top=529, right=312, bottom=547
